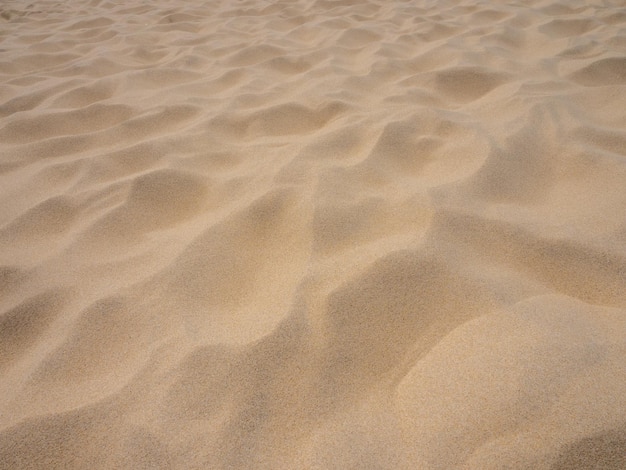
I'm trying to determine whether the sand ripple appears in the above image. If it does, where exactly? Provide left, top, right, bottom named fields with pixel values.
left=1, top=0, right=626, bottom=468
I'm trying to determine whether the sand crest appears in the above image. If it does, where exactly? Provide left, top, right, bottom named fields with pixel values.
left=1, top=0, right=626, bottom=468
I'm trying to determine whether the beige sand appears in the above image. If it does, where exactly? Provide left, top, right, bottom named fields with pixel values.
left=1, top=0, right=626, bottom=468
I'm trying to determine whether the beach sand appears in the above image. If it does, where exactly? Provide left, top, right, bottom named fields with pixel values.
left=1, top=0, right=626, bottom=468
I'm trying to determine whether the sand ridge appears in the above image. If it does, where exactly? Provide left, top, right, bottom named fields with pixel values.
left=1, top=0, right=626, bottom=468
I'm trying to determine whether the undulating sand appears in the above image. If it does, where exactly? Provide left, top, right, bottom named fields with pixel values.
left=1, top=0, right=626, bottom=468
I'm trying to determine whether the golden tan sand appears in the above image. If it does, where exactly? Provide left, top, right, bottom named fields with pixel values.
left=1, top=0, right=626, bottom=468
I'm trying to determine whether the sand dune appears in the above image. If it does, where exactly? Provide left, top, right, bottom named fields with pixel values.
left=1, top=0, right=626, bottom=468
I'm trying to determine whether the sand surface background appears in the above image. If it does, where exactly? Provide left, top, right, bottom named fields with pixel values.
left=1, top=0, right=626, bottom=468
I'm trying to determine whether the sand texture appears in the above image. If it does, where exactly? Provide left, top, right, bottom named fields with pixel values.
left=1, top=0, right=626, bottom=468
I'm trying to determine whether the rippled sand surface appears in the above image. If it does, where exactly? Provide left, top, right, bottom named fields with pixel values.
left=1, top=0, right=626, bottom=468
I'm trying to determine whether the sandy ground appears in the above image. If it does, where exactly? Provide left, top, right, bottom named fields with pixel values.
left=1, top=0, right=626, bottom=468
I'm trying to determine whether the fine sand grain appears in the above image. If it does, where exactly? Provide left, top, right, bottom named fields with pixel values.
left=1, top=0, right=626, bottom=468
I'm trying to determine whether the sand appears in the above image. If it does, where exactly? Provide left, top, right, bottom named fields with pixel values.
left=1, top=0, right=626, bottom=468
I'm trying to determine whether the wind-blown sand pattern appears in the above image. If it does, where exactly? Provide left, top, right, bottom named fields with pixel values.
left=1, top=0, right=626, bottom=468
